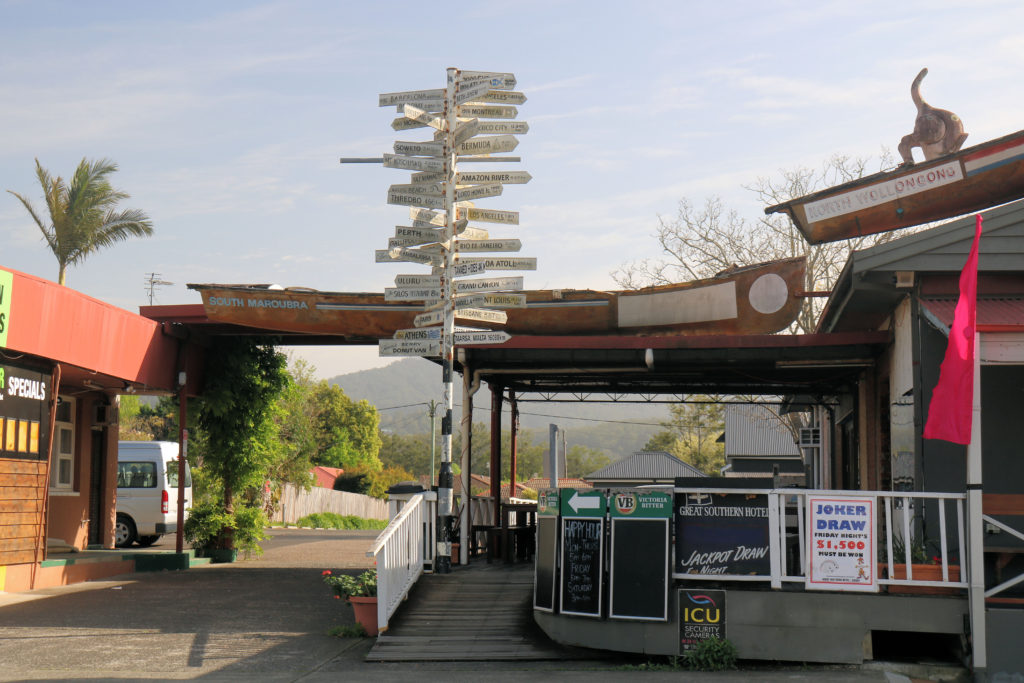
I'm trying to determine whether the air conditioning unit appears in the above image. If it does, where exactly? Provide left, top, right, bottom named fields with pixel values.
left=799, top=427, right=820, bottom=447
left=895, top=271, right=915, bottom=288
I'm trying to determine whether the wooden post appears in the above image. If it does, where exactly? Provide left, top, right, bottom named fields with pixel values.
left=509, top=389, right=518, bottom=499
left=490, top=383, right=502, bottom=534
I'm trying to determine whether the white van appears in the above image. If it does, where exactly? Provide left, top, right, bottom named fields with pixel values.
left=116, top=441, right=192, bottom=547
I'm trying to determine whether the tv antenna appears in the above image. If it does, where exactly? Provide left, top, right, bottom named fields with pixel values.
left=144, top=273, right=174, bottom=305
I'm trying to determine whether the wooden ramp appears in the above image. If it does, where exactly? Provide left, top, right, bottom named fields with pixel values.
left=366, top=561, right=597, bottom=662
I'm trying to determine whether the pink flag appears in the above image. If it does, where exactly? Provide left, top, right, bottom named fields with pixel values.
left=923, top=214, right=983, bottom=445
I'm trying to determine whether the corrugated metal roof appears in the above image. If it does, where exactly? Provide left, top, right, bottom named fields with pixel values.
left=584, top=451, right=705, bottom=481
left=724, top=405, right=800, bottom=458
left=921, top=297, right=1024, bottom=329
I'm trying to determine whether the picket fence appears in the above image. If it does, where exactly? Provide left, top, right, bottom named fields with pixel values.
left=271, top=483, right=388, bottom=524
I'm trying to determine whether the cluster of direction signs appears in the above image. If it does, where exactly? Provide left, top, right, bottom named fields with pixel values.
left=374, top=69, right=535, bottom=358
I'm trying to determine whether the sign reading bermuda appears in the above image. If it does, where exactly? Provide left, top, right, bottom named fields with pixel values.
left=807, top=496, right=877, bottom=592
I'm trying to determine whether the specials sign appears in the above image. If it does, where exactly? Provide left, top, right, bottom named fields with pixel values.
left=1, top=361, right=51, bottom=461
left=806, top=496, right=877, bottom=592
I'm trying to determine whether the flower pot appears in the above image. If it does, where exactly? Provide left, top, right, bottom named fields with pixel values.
left=348, top=596, right=379, bottom=636
left=881, top=563, right=962, bottom=595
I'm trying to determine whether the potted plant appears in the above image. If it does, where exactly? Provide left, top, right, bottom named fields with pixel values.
left=880, top=532, right=961, bottom=595
left=323, top=569, right=378, bottom=636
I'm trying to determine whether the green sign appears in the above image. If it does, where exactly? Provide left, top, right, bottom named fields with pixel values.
left=0, top=268, right=11, bottom=348
left=537, top=489, right=559, bottom=516
left=609, top=490, right=672, bottom=518
left=559, top=488, right=606, bottom=518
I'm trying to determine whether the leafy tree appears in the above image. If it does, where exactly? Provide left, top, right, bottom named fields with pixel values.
left=379, top=431, right=433, bottom=477
left=7, top=158, right=153, bottom=285
left=566, top=445, right=612, bottom=478
left=312, top=382, right=383, bottom=471
left=645, top=401, right=725, bottom=475
left=118, top=394, right=179, bottom=441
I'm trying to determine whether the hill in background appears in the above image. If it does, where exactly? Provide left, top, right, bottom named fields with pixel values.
left=330, top=358, right=670, bottom=459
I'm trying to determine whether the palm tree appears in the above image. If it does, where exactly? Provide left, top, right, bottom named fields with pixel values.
left=7, top=158, right=153, bottom=285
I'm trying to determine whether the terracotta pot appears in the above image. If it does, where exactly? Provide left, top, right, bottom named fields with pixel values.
left=881, top=563, right=962, bottom=595
left=348, top=596, right=379, bottom=636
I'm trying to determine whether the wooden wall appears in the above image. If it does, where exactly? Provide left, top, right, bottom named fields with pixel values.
left=0, top=458, right=45, bottom=566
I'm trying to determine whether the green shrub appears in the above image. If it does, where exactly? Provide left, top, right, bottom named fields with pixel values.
left=327, top=623, right=367, bottom=638
left=684, top=637, right=737, bottom=671
left=296, top=512, right=388, bottom=530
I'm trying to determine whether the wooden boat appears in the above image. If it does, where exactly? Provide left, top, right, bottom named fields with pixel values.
left=187, top=256, right=805, bottom=342
left=765, top=129, right=1024, bottom=244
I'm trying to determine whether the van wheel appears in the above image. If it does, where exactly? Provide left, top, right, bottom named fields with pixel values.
left=115, top=514, right=137, bottom=548
left=137, top=535, right=160, bottom=547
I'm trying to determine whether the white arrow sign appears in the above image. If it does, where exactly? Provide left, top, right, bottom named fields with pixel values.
left=414, top=310, right=445, bottom=328
left=395, top=225, right=443, bottom=242
left=455, top=71, right=516, bottom=90
left=455, top=292, right=526, bottom=309
left=568, top=491, right=601, bottom=513
left=460, top=207, right=519, bottom=225
left=456, top=239, right=522, bottom=253
left=378, top=88, right=445, bottom=107
left=475, top=91, right=527, bottom=105
left=457, top=105, right=517, bottom=119
left=387, top=189, right=445, bottom=209
left=383, top=153, right=444, bottom=172
left=379, top=339, right=441, bottom=357
left=456, top=308, right=508, bottom=324
left=456, top=171, right=532, bottom=185
left=452, top=261, right=488, bottom=277
left=455, top=81, right=492, bottom=105
left=410, top=171, right=446, bottom=184
left=394, top=327, right=441, bottom=340
left=409, top=208, right=447, bottom=226
left=381, top=247, right=442, bottom=265
left=456, top=276, right=524, bottom=293
left=384, top=287, right=442, bottom=301
left=395, top=274, right=441, bottom=287
left=388, top=183, right=442, bottom=197
left=452, top=118, right=480, bottom=146
left=455, top=183, right=503, bottom=202
left=457, top=135, right=519, bottom=156
left=477, top=121, right=529, bottom=135
left=454, top=330, right=511, bottom=344
left=456, top=256, right=537, bottom=270
left=391, top=117, right=428, bottom=131
left=393, top=140, right=444, bottom=157
left=401, top=103, right=444, bottom=130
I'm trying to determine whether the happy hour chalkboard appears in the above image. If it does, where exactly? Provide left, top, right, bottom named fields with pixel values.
left=610, top=518, right=669, bottom=621
left=534, top=516, right=558, bottom=612
left=560, top=516, right=603, bottom=617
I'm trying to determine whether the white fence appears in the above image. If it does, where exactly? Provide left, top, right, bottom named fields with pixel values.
left=366, top=491, right=437, bottom=633
left=674, top=487, right=969, bottom=592
left=272, top=484, right=388, bottom=524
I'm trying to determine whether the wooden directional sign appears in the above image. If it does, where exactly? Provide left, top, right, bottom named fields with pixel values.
left=410, top=171, right=446, bottom=184
left=453, top=118, right=480, bottom=146
left=452, top=261, right=487, bottom=277
left=456, top=256, right=537, bottom=270
left=388, top=236, right=434, bottom=249
left=401, top=104, right=444, bottom=130
left=456, top=308, right=508, bottom=324
left=456, top=171, right=532, bottom=185
left=388, top=183, right=442, bottom=197
left=454, top=330, right=511, bottom=345
left=410, top=208, right=447, bottom=226
left=387, top=189, right=445, bottom=210
left=391, top=117, right=427, bottom=131
left=460, top=207, right=519, bottom=225
left=476, top=91, right=527, bottom=105
left=414, top=310, right=445, bottom=328
left=455, top=292, right=526, bottom=309
left=395, top=326, right=441, bottom=340
left=395, top=225, right=444, bottom=243
left=383, top=153, right=444, bottom=172
left=378, top=88, right=445, bottom=107
left=456, top=239, right=521, bottom=253
left=379, top=339, right=440, bottom=357
left=457, top=71, right=516, bottom=90
left=457, top=135, right=519, bottom=156
left=383, top=247, right=442, bottom=266
left=455, top=82, right=493, bottom=105
left=395, top=274, right=441, bottom=287
left=455, top=276, right=524, bottom=293
left=477, top=121, right=529, bottom=135
left=455, top=183, right=503, bottom=202
left=385, top=286, right=442, bottom=301
left=457, top=105, right=518, bottom=119
left=394, top=140, right=444, bottom=157
left=458, top=225, right=489, bottom=240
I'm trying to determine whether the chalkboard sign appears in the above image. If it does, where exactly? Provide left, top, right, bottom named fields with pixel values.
left=560, top=517, right=603, bottom=617
left=610, top=518, right=669, bottom=621
left=533, top=515, right=558, bottom=612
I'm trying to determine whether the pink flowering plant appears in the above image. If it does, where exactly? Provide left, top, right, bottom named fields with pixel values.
left=322, top=569, right=377, bottom=600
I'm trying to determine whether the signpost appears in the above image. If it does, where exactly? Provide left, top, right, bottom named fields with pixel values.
left=344, top=67, right=531, bottom=575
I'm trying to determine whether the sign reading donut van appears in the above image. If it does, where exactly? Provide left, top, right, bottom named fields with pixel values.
left=807, top=496, right=877, bottom=592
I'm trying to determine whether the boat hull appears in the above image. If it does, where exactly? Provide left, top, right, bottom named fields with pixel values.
left=765, top=129, right=1024, bottom=244
left=188, top=257, right=805, bottom=341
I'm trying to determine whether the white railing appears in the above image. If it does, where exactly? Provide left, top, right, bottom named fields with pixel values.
left=981, top=512, right=1024, bottom=598
left=366, top=491, right=437, bottom=633
left=673, top=487, right=969, bottom=593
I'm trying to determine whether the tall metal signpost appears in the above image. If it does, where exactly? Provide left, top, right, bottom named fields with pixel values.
left=343, top=68, right=532, bottom=573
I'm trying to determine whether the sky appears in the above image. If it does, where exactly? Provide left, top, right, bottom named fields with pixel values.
left=2, top=0, right=1022, bottom=379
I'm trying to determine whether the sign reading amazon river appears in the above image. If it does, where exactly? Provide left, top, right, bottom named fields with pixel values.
left=806, top=496, right=877, bottom=592
left=674, top=487, right=770, bottom=577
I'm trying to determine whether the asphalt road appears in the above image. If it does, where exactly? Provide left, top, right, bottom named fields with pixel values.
left=0, top=527, right=928, bottom=682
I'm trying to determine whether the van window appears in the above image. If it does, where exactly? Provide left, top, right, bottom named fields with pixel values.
left=118, top=461, right=157, bottom=488
left=166, top=460, right=192, bottom=488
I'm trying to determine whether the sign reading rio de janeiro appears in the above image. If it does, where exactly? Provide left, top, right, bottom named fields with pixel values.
left=806, top=496, right=877, bottom=592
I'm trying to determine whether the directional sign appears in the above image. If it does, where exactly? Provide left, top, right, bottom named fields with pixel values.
left=455, top=292, right=526, bottom=309
left=391, top=117, right=427, bottom=131
left=383, top=153, right=444, bottom=172
left=395, top=274, right=441, bottom=287
left=454, top=330, right=511, bottom=345
left=409, top=208, right=447, bottom=226
left=455, top=276, right=524, bottom=293
left=395, top=326, right=441, bottom=341
left=394, top=140, right=444, bottom=157
left=384, top=286, right=442, bottom=301
left=456, top=171, right=532, bottom=185
left=452, top=261, right=488, bottom=277
left=388, top=236, right=434, bottom=249
left=394, top=225, right=444, bottom=242
left=379, top=339, right=441, bottom=357
left=455, top=183, right=503, bottom=202
left=455, top=81, right=492, bottom=105
left=384, top=247, right=442, bottom=266
left=560, top=489, right=607, bottom=517
left=457, top=135, right=519, bottom=156
left=378, top=88, right=445, bottom=107
left=476, top=91, right=527, bottom=105
left=456, top=239, right=522, bottom=253
left=456, top=71, right=516, bottom=90
left=459, top=207, right=519, bottom=225
left=387, top=189, right=445, bottom=210
left=401, top=103, right=444, bottom=130
left=456, top=308, right=508, bottom=324
left=477, top=121, right=529, bottom=135
left=414, top=310, right=445, bottom=328
left=458, top=225, right=489, bottom=240
left=388, top=182, right=442, bottom=197
left=456, top=256, right=537, bottom=270
left=410, top=171, right=446, bottom=184
left=453, top=118, right=480, bottom=146
left=457, top=105, right=518, bottom=119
